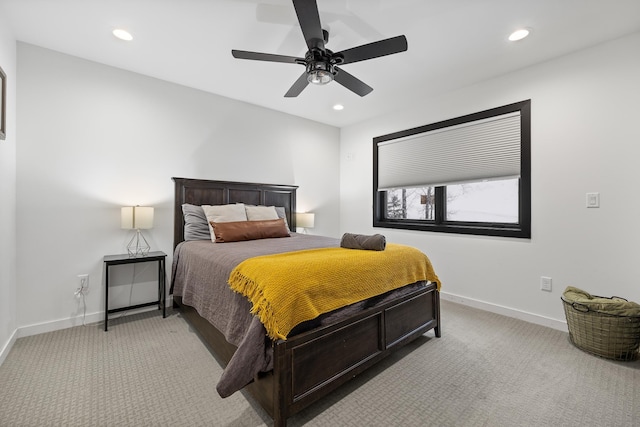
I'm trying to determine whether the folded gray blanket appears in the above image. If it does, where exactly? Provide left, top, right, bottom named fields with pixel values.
left=340, top=233, right=386, bottom=251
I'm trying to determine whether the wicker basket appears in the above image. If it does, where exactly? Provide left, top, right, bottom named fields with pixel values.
left=562, top=296, right=640, bottom=361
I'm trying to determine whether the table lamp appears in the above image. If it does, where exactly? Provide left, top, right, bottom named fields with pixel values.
left=295, top=212, right=315, bottom=234
left=121, top=206, right=154, bottom=257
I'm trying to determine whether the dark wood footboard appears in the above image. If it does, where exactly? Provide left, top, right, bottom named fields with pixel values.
left=175, top=282, right=440, bottom=427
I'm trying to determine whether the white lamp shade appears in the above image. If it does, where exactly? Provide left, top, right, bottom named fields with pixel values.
left=121, top=207, right=133, bottom=229
left=296, top=212, right=315, bottom=228
left=121, top=206, right=154, bottom=229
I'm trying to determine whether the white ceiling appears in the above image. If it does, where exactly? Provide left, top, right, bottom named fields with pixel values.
left=2, top=0, right=640, bottom=128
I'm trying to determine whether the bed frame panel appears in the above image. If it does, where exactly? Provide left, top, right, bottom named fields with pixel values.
left=171, top=177, right=440, bottom=427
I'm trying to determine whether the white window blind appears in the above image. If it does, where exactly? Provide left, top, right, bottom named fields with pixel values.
left=377, top=111, right=521, bottom=190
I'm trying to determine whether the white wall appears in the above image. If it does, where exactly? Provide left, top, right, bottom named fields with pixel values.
left=0, top=10, right=18, bottom=362
left=16, top=43, right=340, bottom=334
left=13, top=31, right=640, bottom=339
left=340, top=32, right=640, bottom=329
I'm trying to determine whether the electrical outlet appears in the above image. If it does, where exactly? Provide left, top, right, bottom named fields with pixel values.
left=78, top=274, right=89, bottom=289
left=76, top=274, right=89, bottom=296
left=540, top=276, right=552, bottom=292
left=586, top=192, right=600, bottom=208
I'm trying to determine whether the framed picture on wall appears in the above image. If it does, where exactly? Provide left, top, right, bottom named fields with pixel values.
left=0, top=65, right=6, bottom=140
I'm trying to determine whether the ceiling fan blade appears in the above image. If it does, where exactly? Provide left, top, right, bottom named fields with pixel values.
left=292, top=0, right=325, bottom=50
left=336, top=35, right=408, bottom=65
left=284, top=72, right=310, bottom=97
left=232, top=50, right=301, bottom=64
left=334, top=67, right=373, bottom=97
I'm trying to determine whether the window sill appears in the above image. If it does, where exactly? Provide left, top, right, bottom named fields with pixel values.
left=374, top=220, right=530, bottom=239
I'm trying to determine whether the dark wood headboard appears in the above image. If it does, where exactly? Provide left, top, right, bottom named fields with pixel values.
left=172, top=177, right=298, bottom=249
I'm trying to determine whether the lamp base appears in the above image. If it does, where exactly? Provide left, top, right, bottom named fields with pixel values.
left=127, top=229, right=151, bottom=257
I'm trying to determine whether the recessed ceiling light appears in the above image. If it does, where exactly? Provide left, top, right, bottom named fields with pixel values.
left=508, top=28, right=530, bottom=42
left=113, top=28, right=133, bottom=41
left=333, top=104, right=344, bottom=111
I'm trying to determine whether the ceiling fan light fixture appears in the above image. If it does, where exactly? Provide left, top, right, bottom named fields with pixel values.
left=308, top=70, right=333, bottom=85
left=306, top=60, right=335, bottom=85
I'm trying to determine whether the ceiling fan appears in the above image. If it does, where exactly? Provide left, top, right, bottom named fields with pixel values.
left=231, top=0, right=408, bottom=97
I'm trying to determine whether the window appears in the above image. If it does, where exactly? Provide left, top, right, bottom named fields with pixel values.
left=373, top=100, right=531, bottom=238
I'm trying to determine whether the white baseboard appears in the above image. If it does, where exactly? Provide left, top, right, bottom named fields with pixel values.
left=441, top=291, right=568, bottom=332
left=9, top=293, right=564, bottom=354
left=0, top=329, right=18, bottom=367
left=17, top=312, right=104, bottom=338
left=17, top=304, right=168, bottom=338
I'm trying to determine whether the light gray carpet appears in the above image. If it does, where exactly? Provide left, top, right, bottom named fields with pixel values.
left=1, top=300, right=638, bottom=426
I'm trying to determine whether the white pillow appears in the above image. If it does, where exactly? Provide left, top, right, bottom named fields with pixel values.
left=202, top=204, right=248, bottom=241
left=245, top=205, right=279, bottom=221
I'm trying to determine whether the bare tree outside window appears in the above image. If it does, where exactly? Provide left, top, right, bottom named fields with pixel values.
left=386, top=189, right=406, bottom=219
left=387, top=187, right=435, bottom=220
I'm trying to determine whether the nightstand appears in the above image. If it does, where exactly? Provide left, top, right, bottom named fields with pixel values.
left=103, top=251, right=167, bottom=331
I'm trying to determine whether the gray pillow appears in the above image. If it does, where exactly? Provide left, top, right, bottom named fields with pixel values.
left=182, top=204, right=211, bottom=241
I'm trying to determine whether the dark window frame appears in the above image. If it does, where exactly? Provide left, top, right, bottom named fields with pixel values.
left=373, top=100, right=531, bottom=238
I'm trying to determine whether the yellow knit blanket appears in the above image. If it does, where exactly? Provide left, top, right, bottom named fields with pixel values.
left=228, top=243, right=440, bottom=340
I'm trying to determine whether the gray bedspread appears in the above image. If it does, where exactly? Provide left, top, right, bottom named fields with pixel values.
left=171, top=233, right=339, bottom=397
left=171, top=233, right=428, bottom=397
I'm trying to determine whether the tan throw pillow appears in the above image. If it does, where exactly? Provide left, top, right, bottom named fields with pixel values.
left=245, top=205, right=290, bottom=230
left=202, top=204, right=248, bottom=241
left=211, top=218, right=290, bottom=243
left=245, top=205, right=279, bottom=221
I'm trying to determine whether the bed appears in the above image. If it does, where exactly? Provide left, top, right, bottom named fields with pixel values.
left=170, top=177, right=441, bottom=427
